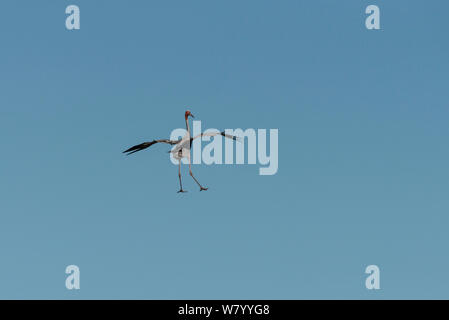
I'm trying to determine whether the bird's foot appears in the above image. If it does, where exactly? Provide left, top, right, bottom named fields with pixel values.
left=200, top=187, right=208, bottom=191
left=177, top=189, right=187, bottom=193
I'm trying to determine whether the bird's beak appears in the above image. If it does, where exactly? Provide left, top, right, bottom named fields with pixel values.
left=190, top=114, right=195, bottom=118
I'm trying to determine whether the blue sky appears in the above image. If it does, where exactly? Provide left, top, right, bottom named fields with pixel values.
left=0, top=0, right=448, bottom=299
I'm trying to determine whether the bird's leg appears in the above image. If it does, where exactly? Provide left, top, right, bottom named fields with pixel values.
left=188, top=162, right=208, bottom=191
left=177, top=161, right=187, bottom=193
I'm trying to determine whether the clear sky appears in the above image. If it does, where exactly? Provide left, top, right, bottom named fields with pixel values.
left=0, top=0, right=448, bottom=299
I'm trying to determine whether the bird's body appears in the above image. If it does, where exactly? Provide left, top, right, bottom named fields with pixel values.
left=170, top=133, right=191, bottom=161
left=172, top=147, right=191, bottom=161
left=123, top=110, right=237, bottom=192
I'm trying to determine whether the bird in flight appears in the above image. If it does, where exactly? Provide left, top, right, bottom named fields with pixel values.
left=123, top=110, right=238, bottom=193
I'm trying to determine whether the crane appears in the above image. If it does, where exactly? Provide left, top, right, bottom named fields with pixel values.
left=123, top=110, right=238, bottom=193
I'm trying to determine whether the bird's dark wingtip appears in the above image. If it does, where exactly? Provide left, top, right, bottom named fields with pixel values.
left=122, top=141, right=158, bottom=156
left=124, top=150, right=139, bottom=156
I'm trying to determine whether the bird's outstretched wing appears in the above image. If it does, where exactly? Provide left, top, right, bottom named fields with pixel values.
left=123, top=139, right=179, bottom=155
left=191, top=131, right=240, bottom=142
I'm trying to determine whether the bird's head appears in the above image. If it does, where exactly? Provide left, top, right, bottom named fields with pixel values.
left=185, top=110, right=194, bottom=119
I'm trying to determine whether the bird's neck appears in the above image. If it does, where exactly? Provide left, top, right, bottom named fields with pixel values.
left=185, top=117, right=191, bottom=137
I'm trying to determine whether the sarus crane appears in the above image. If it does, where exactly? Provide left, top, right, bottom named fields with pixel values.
left=123, top=110, right=238, bottom=193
